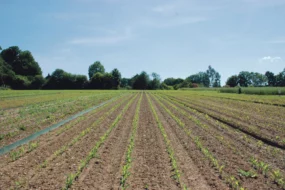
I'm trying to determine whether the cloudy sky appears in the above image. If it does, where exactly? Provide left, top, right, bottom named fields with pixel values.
left=1, top=0, right=285, bottom=84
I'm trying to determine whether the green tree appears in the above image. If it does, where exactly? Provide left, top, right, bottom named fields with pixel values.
left=0, top=57, right=16, bottom=87
left=250, top=72, right=267, bottom=87
left=1, top=47, right=42, bottom=76
left=43, top=69, right=87, bottom=89
left=88, top=61, right=105, bottom=79
left=163, top=78, right=184, bottom=86
left=265, top=71, right=276, bottom=86
left=160, top=82, right=172, bottom=90
left=1, top=46, right=44, bottom=89
left=90, top=72, right=113, bottom=89
left=187, top=72, right=210, bottom=87
left=132, top=71, right=150, bottom=89
left=226, top=75, right=238, bottom=87
left=238, top=71, right=252, bottom=87
left=179, top=80, right=192, bottom=88
left=121, top=78, right=131, bottom=88
left=30, top=75, right=45, bottom=89
left=111, top=68, right=121, bottom=89
left=276, top=68, right=285, bottom=86
left=149, top=72, right=161, bottom=89
left=206, top=65, right=221, bottom=87
left=90, top=72, right=104, bottom=89
left=213, top=72, right=221, bottom=87
left=0, top=46, right=21, bottom=65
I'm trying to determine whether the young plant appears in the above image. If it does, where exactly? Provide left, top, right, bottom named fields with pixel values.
left=63, top=95, right=137, bottom=189
left=120, top=94, right=142, bottom=190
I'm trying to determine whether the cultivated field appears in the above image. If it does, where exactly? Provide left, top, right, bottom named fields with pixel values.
left=0, top=90, right=285, bottom=190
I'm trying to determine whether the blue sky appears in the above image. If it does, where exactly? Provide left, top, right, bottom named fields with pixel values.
left=1, top=0, right=285, bottom=84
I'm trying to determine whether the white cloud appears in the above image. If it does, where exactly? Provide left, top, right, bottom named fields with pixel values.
left=259, top=56, right=282, bottom=63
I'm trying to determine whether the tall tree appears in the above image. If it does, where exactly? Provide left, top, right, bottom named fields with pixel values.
left=149, top=72, right=161, bottom=90
left=276, top=68, right=285, bottom=86
left=1, top=46, right=44, bottom=89
left=121, top=78, right=131, bottom=88
left=206, top=65, right=221, bottom=87
left=88, top=61, right=105, bottom=79
left=213, top=72, right=221, bottom=87
left=111, top=68, right=121, bottom=89
left=250, top=72, right=267, bottom=87
left=238, top=71, right=252, bottom=87
left=132, top=71, right=150, bottom=89
left=0, top=46, right=21, bottom=65
left=265, top=71, right=276, bottom=86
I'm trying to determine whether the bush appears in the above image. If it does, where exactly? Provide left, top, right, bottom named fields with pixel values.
left=160, top=82, right=172, bottom=90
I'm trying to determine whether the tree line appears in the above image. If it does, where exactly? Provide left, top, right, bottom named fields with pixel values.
left=1, top=45, right=284, bottom=90
left=226, top=70, right=285, bottom=87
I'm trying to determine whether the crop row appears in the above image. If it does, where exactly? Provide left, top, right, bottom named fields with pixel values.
left=63, top=94, right=137, bottom=189
left=181, top=95, right=285, bottom=132
left=0, top=94, right=128, bottom=166
left=39, top=94, right=131, bottom=169
left=153, top=93, right=285, bottom=189
left=0, top=92, right=124, bottom=147
left=1, top=92, right=119, bottom=128
left=157, top=93, right=285, bottom=162
left=120, top=93, right=143, bottom=189
left=0, top=90, right=120, bottom=109
left=54, top=94, right=128, bottom=136
left=147, top=94, right=188, bottom=189
left=160, top=93, right=285, bottom=148
left=149, top=93, right=247, bottom=189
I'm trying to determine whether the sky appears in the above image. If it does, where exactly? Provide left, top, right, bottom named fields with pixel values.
left=1, top=0, right=285, bottom=85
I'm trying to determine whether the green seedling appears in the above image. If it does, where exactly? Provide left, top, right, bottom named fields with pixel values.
left=238, top=169, right=258, bottom=178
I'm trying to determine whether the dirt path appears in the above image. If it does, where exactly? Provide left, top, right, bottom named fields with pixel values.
left=127, top=93, right=179, bottom=190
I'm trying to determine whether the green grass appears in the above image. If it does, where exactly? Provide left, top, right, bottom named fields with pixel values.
left=219, top=87, right=285, bottom=95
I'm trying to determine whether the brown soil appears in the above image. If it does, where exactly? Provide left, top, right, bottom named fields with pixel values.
left=152, top=94, right=281, bottom=190
left=126, top=94, right=181, bottom=190
left=0, top=94, right=118, bottom=148
left=1, top=91, right=284, bottom=190
left=25, top=95, right=137, bottom=190
left=164, top=94, right=285, bottom=172
left=166, top=95, right=285, bottom=149
left=0, top=95, right=131, bottom=189
left=71, top=94, right=139, bottom=190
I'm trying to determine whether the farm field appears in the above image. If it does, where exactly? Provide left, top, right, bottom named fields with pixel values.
left=0, top=90, right=285, bottom=189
